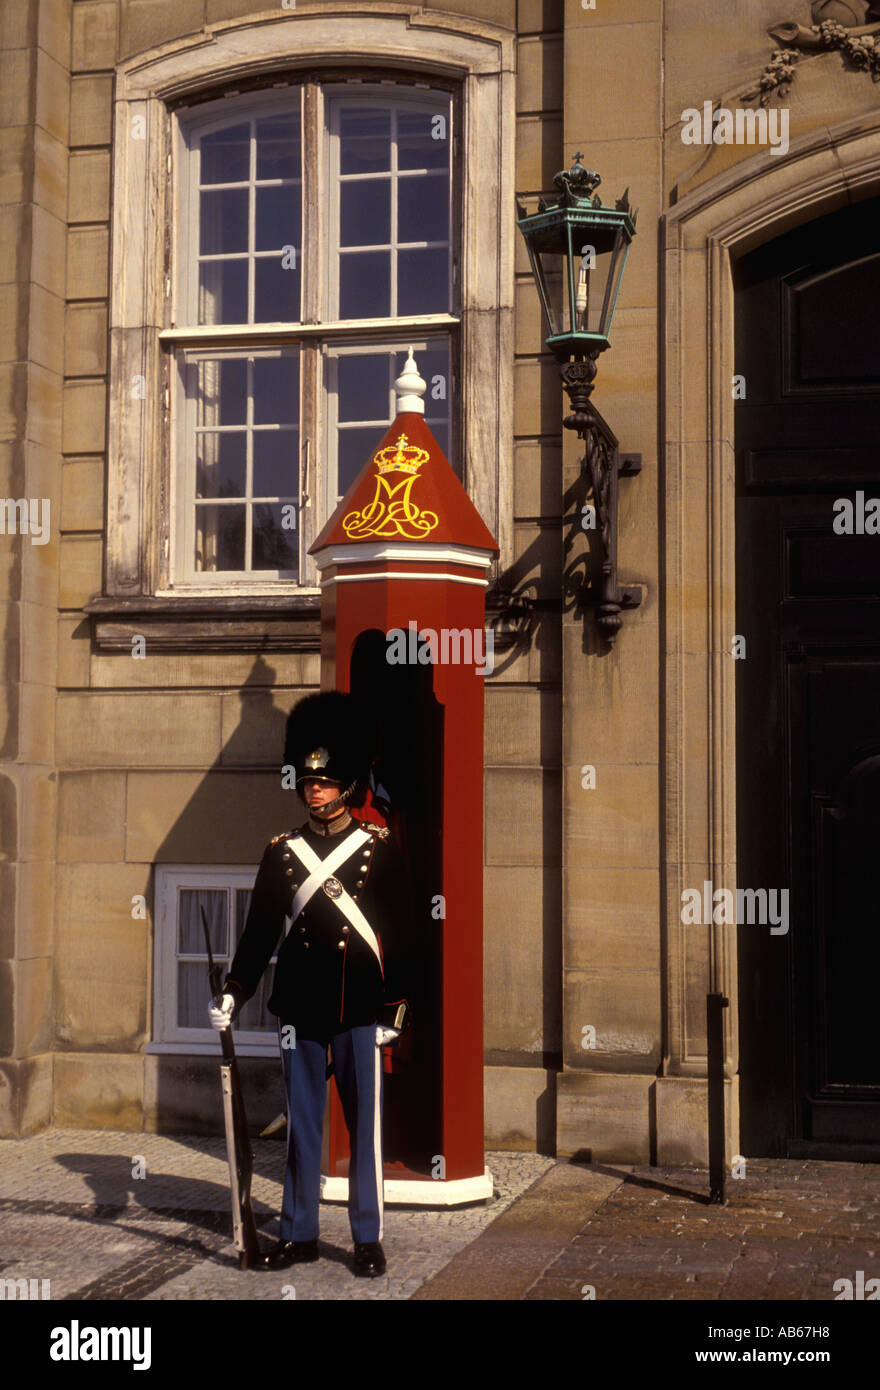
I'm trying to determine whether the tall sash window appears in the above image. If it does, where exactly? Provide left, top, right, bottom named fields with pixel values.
left=172, top=84, right=457, bottom=590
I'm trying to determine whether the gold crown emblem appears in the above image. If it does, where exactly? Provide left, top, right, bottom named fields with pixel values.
left=374, top=433, right=430, bottom=477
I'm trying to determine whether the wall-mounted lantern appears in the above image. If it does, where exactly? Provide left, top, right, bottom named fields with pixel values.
left=517, top=156, right=642, bottom=642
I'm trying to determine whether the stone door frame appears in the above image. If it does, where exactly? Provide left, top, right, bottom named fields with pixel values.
left=659, top=116, right=880, bottom=1156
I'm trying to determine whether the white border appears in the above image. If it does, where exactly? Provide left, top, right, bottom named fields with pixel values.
left=315, top=541, right=494, bottom=569
left=320, top=570, right=489, bottom=587
left=321, top=1168, right=494, bottom=1206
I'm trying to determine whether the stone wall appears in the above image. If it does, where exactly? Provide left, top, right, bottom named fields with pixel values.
left=0, top=0, right=70, bottom=1135
left=3, top=0, right=879, bottom=1160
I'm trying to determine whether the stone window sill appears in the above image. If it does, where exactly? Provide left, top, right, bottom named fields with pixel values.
left=83, top=594, right=320, bottom=653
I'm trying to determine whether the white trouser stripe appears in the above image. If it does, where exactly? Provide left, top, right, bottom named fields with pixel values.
left=374, top=1039, right=384, bottom=1241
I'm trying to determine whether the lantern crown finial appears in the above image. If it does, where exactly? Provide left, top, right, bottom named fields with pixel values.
left=395, top=346, right=426, bottom=415
left=539, top=156, right=602, bottom=212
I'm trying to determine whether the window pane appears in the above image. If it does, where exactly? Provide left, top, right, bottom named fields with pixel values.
left=200, top=187, right=248, bottom=255
left=237, top=971, right=274, bottom=1032
left=255, top=256, right=300, bottom=323
left=196, top=358, right=247, bottom=426
left=340, top=180, right=390, bottom=248
left=339, top=251, right=390, bottom=319
left=255, top=184, right=300, bottom=252
left=253, top=431, right=298, bottom=498
left=235, top=888, right=252, bottom=937
left=252, top=502, right=298, bottom=571
left=398, top=173, right=448, bottom=245
left=199, top=260, right=247, bottom=326
left=395, top=343, right=451, bottom=420
left=337, top=354, right=389, bottom=423
left=339, top=107, right=390, bottom=174
left=256, top=113, right=300, bottom=181
left=179, top=888, right=227, bottom=955
left=179, top=961, right=226, bottom=1029
left=201, top=123, right=250, bottom=185
left=196, top=433, right=246, bottom=499
left=428, top=419, right=449, bottom=459
left=195, top=504, right=245, bottom=571
left=332, top=341, right=454, bottom=495
left=398, top=247, right=449, bottom=315
left=253, top=356, right=298, bottom=425
left=338, top=426, right=382, bottom=497
left=398, top=108, right=450, bottom=171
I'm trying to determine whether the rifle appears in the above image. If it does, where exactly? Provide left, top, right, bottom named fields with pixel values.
left=202, top=907, right=262, bottom=1270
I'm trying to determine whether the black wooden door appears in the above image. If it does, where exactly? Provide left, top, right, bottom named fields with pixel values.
left=734, top=199, right=880, bottom=1158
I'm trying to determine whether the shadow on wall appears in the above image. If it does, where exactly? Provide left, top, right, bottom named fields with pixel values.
left=149, top=653, right=309, bottom=1136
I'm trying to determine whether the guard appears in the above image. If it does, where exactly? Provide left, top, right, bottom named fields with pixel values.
left=208, top=690, right=410, bottom=1277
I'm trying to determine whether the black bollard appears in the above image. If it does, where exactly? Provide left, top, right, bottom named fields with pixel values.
left=707, top=992, right=729, bottom=1204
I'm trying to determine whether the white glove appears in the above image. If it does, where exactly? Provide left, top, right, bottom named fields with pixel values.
left=375, top=1026, right=400, bottom=1047
left=209, top=993, right=235, bottom=1031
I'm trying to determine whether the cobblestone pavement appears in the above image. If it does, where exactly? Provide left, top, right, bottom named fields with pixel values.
left=2, top=1132, right=878, bottom=1304
left=416, top=1157, right=880, bottom=1302
left=0, top=1129, right=553, bottom=1300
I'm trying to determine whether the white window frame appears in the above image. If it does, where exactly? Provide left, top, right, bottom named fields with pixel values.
left=149, top=864, right=282, bottom=1058
left=324, top=90, right=454, bottom=323
left=167, top=81, right=457, bottom=593
left=173, top=343, right=302, bottom=584
left=176, top=89, right=306, bottom=332
left=324, top=334, right=453, bottom=505
left=106, top=10, right=515, bottom=607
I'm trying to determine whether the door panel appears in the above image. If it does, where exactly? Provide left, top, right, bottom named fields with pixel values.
left=735, top=199, right=880, bottom=1158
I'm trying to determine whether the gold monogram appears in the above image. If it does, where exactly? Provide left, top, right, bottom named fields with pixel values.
left=342, top=434, right=439, bottom=541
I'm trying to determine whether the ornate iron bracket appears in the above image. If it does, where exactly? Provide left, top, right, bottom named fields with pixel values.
left=560, top=357, right=642, bottom=644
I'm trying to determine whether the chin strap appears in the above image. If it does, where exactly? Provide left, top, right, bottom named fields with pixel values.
left=300, top=777, right=357, bottom=818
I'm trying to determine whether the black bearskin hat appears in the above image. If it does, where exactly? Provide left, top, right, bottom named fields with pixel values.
left=284, top=690, right=374, bottom=807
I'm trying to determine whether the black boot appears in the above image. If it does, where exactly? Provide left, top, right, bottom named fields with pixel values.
left=353, top=1241, right=386, bottom=1277
left=262, top=1238, right=319, bottom=1270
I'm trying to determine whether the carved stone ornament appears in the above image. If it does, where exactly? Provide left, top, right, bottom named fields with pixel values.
left=756, top=1, right=880, bottom=89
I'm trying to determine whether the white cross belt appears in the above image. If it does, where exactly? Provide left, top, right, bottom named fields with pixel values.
left=286, top=830, right=383, bottom=970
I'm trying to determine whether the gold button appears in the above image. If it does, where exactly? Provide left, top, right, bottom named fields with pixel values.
left=282, top=853, right=291, bottom=861
left=356, top=880, right=364, bottom=889
left=337, top=940, right=345, bottom=950
left=285, top=868, right=294, bottom=877
left=342, top=925, right=350, bottom=935
left=300, top=926, right=306, bottom=934
left=303, top=942, right=310, bottom=949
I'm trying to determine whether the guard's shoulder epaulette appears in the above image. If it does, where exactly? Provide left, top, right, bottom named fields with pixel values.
left=364, top=823, right=390, bottom=840
left=268, top=828, right=298, bottom=847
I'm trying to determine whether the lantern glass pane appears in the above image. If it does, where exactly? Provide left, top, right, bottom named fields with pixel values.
left=596, top=227, right=626, bottom=339
left=565, top=221, right=579, bottom=337
left=543, top=253, right=565, bottom=338
left=524, top=245, right=560, bottom=338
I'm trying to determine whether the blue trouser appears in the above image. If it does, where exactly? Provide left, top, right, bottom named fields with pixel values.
left=279, top=1023, right=384, bottom=1244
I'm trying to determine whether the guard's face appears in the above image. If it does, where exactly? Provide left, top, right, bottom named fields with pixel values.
left=302, top=777, right=343, bottom=813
